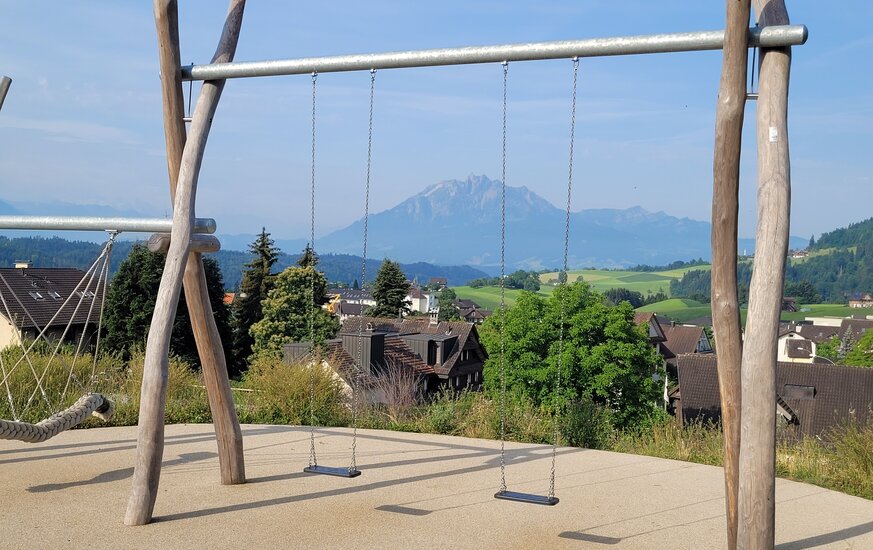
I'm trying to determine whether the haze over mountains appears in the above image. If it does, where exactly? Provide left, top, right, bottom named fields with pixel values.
left=3, top=175, right=806, bottom=272
left=308, top=174, right=805, bottom=271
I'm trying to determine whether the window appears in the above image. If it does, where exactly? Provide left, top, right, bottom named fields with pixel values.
left=47, top=291, right=61, bottom=300
left=28, top=291, right=44, bottom=300
left=76, top=290, right=96, bottom=299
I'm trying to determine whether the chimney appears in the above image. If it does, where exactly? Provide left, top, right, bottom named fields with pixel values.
left=340, top=331, right=385, bottom=375
left=14, top=260, right=31, bottom=269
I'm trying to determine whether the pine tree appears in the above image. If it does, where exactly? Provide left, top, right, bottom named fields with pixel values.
left=231, top=228, right=280, bottom=368
left=297, top=244, right=318, bottom=268
left=103, top=244, right=232, bottom=368
left=370, top=259, right=411, bottom=318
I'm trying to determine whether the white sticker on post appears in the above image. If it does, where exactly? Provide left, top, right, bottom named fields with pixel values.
left=769, top=126, right=779, bottom=142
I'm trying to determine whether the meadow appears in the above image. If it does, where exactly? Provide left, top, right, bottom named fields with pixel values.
left=454, top=266, right=711, bottom=310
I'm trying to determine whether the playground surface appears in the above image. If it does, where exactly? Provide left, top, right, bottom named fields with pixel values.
left=2, top=424, right=872, bottom=549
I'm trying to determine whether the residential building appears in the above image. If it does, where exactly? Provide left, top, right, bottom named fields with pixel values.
left=674, top=354, right=873, bottom=440
left=284, top=316, right=487, bottom=404
left=405, top=287, right=435, bottom=314
left=848, top=292, right=873, bottom=309
left=0, top=267, right=104, bottom=349
left=451, top=298, right=491, bottom=325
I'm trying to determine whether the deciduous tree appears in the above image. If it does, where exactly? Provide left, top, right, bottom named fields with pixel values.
left=250, top=261, right=339, bottom=359
left=479, top=282, right=663, bottom=428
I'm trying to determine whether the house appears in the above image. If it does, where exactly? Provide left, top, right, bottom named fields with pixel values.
left=427, top=277, right=447, bottom=290
left=781, top=297, right=798, bottom=312
left=405, top=287, right=435, bottom=314
left=325, top=288, right=376, bottom=319
left=659, top=321, right=713, bottom=371
left=674, top=354, right=873, bottom=439
left=451, top=298, right=492, bottom=325
left=284, top=316, right=487, bottom=404
left=777, top=323, right=817, bottom=364
left=0, top=267, right=105, bottom=350
left=848, top=292, right=873, bottom=309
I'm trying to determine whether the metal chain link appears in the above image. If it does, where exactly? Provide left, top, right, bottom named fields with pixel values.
left=351, top=68, right=377, bottom=473
left=308, top=71, right=318, bottom=468
left=550, top=57, right=579, bottom=500
left=498, top=60, right=508, bottom=494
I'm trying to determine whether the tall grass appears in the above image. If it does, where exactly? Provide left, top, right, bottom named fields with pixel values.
left=3, top=346, right=870, bottom=501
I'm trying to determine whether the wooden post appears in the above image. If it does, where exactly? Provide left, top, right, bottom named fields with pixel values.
left=738, top=1, right=793, bottom=548
left=126, top=0, right=246, bottom=526
left=152, top=0, right=245, bottom=489
left=711, top=1, right=749, bottom=548
left=0, top=76, right=11, bottom=113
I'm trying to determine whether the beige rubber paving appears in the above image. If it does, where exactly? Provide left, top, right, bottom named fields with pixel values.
left=1, top=424, right=872, bottom=549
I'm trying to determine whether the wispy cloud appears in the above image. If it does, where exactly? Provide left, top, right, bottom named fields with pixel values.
left=0, top=115, right=141, bottom=145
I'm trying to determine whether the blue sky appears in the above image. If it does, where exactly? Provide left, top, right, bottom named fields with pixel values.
left=0, top=1, right=870, bottom=244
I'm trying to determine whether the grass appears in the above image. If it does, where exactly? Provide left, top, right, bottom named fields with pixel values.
left=636, top=298, right=716, bottom=323
left=5, top=347, right=870, bottom=502
left=455, top=266, right=714, bottom=310
left=538, top=267, right=708, bottom=297
left=636, top=299, right=873, bottom=325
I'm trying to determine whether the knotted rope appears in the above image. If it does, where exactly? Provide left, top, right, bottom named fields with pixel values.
left=0, top=393, right=114, bottom=443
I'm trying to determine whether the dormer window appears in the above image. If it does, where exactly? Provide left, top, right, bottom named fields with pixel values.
left=28, top=291, right=44, bottom=300
left=47, top=291, right=61, bottom=300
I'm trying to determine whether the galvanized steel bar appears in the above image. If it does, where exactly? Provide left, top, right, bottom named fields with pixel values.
left=0, top=76, right=11, bottom=112
left=182, top=25, right=807, bottom=81
left=0, top=216, right=217, bottom=234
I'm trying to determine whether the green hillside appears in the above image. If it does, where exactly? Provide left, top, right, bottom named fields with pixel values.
left=636, top=298, right=714, bottom=323
left=452, top=286, right=551, bottom=310
left=538, top=266, right=709, bottom=297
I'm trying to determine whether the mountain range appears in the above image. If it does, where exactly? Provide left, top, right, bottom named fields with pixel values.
left=3, top=176, right=807, bottom=272
left=304, top=174, right=805, bottom=271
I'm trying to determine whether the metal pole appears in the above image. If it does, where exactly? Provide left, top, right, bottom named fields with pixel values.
left=0, top=76, right=11, bottom=112
left=182, top=24, right=807, bottom=81
left=0, top=216, right=216, bottom=234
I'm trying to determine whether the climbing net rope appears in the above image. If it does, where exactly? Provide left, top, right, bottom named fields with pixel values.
left=0, top=234, right=117, bottom=442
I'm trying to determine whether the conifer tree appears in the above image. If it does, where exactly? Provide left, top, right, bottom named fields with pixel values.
left=231, top=228, right=280, bottom=368
left=370, top=259, right=411, bottom=318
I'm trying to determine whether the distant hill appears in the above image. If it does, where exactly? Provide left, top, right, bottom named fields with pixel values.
left=812, top=217, right=873, bottom=250
left=669, top=216, right=873, bottom=304
left=0, top=236, right=489, bottom=290
left=313, top=174, right=806, bottom=271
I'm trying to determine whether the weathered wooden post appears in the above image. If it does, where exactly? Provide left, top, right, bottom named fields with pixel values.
left=152, top=0, right=245, bottom=487
left=125, top=0, right=246, bottom=526
left=711, top=1, right=749, bottom=548
left=0, top=76, right=11, bottom=112
left=737, top=0, right=793, bottom=548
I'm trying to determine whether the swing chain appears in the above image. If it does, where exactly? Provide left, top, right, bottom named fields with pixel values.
left=498, top=60, right=508, bottom=494
left=308, top=71, right=318, bottom=469
left=550, top=56, right=579, bottom=499
left=350, top=68, right=377, bottom=474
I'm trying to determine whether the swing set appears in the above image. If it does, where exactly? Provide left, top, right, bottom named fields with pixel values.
left=1, top=2, right=805, bottom=547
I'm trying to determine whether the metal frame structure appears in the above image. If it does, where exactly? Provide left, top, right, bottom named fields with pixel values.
left=182, top=25, right=806, bottom=80
left=0, top=216, right=216, bottom=234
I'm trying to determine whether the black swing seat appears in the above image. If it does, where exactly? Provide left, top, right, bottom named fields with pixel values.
left=304, top=465, right=362, bottom=478
left=494, top=490, right=559, bottom=506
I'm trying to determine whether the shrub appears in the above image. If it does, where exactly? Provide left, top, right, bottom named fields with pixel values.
left=241, top=356, right=349, bottom=426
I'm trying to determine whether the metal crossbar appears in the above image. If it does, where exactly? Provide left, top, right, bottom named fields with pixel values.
left=0, top=216, right=216, bottom=234
left=182, top=25, right=807, bottom=81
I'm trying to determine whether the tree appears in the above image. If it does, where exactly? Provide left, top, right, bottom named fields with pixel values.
left=478, top=282, right=663, bottom=428
left=232, top=228, right=280, bottom=367
left=250, top=263, right=339, bottom=359
left=370, top=259, right=411, bottom=318
left=603, top=287, right=644, bottom=308
left=844, top=329, right=873, bottom=367
left=103, top=244, right=233, bottom=368
left=297, top=243, right=318, bottom=268
left=783, top=280, right=821, bottom=304
left=809, top=234, right=816, bottom=249
left=437, top=287, right=461, bottom=321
